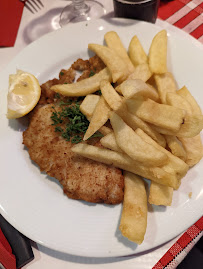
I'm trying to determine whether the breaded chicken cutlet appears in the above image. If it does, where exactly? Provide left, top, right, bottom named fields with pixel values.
left=23, top=104, right=124, bottom=204
left=23, top=56, right=124, bottom=204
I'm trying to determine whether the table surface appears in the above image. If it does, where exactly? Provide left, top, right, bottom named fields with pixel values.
left=0, top=1, right=201, bottom=268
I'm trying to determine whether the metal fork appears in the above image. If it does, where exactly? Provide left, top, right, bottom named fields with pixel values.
left=20, top=0, right=44, bottom=14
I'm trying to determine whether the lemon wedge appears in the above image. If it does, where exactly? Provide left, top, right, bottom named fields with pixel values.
left=7, top=70, right=41, bottom=119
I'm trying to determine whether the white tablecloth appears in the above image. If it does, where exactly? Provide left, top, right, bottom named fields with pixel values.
left=0, top=1, right=190, bottom=268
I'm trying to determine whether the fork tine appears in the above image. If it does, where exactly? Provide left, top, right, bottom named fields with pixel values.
left=24, top=2, right=34, bottom=13
left=31, top=0, right=41, bottom=10
left=35, top=0, right=44, bottom=8
left=25, top=0, right=38, bottom=13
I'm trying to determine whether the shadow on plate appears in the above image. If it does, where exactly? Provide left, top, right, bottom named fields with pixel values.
left=8, top=116, right=29, bottom=132
left=23, top=7, right=63, bottom=45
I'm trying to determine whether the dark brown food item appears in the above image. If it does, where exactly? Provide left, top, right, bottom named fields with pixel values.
left=23, top=104, right=124, bottom=204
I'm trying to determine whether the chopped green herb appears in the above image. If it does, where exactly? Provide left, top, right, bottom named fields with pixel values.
left=89, top=132, right=103, bottom=139
left=64, top=82, right=68, bottom=84
left=55, top=126, right=63, bottom=132
left=89, top=70, right=95, bottom=77
left=51, top=103, right=90, bottom=144
left=59, top=100, right=73, bottom=106
left=55, top=93, right=61, bottom=99
left=60, top=71, right=64, bottom=76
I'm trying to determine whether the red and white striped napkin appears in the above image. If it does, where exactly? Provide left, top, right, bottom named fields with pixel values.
left=153, top=216, right=203, bottom=268
left=158, top=0, right=203, bottom=43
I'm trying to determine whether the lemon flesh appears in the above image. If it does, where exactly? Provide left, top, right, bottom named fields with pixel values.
left=7, top=70, right=41, bottom=119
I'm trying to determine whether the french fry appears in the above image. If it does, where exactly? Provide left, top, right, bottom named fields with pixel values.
left=88, top=44, right=129, bottom=83
left=104, top=31, right=135, bottom=73
left=99, top=126, right=112, bottom=136
left=110, top=112, right=168, bottom=166
left=51, top=68, right=112, bottom=96
left=100, top=132, right=123, bottom=152
left=135, top=128, right=189, bottom=186
left=116, top=102, right=166, bottom=147
left=72, top=143, right=186, bottom=189
left=177, top=86, right=202, bottom=115
left=115, top=63, right=152, bottom=94
left=166, top=92, right=193, bottom=114
left=128, top=35, right=148, bottom=66
left=79, top=93, right=112, bottom=136
left=128, top=63, right=152, bottom=82
left=135, top=99, right=186, bottom=132
left=100, top=80, right=123, bottom=110
left=154, top=72, right=177, bottom=104
left=99, top=83, right=166, bottom=147
left=80, top=94, right=100, bottom=118
left=176, top=86, right=203, bottom=166
left=119, top=172, right=147, bottom=244
left=165, top=135, right=187, bottom=161
left=152, top=114, right=203, bottom=138
left=179, top=135, right=203, bottom=167
left=149, top=182, right=173, bottom=206
left=176, top=114, right=203, bottom=138
left=149, top=30, right=167, bottom=74
left=119, top=79, right=159, bottom=101
left=83, top=96, right=111, bottom=140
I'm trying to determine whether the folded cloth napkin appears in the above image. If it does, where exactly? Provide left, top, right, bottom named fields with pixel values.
left=158, top=0, right=203, bottom=44
left=0, top=228, right=16, bottom=269
left=153, top=216, right=203, bottom=269
left=0, top=0, right=24, bottom=47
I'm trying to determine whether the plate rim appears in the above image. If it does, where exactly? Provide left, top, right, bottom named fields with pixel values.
left=0, top=18, right=203, bottom=258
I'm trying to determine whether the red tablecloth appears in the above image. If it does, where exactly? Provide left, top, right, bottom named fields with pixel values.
left=158, top=0, right=203, bottom=43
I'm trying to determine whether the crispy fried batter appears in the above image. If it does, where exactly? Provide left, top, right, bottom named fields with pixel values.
left=23, top=104, right=124, bottom=204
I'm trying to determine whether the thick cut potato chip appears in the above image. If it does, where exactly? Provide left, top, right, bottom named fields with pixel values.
left=100, top=80, right=123, bottom=110
left=165, top=135, right=187, bottom=161
left=179, top=135, right=203, bottom=167
left=135, top=99, right=186, bottom=132
left=72, top=143, right=186, bottom=189
left=177, top=86, right=202, bottom=115
left=51, top=68, right=111, bottom=96
left=135, top=128, right=189, bottom=188
left=83, top=96, right=111, bottom=140
left=100, top=132, right=123, bottom=152
left=154, top=72, right=177, bottom=104
left=128, top=35, right=148, bottom=67
left=115, top=101, right=166, bottom=147
left=110, top=113, right=168, bottom=166
left=88, top=44, right=129, bottom=83
left=119, top=172, right=147, bottom=244
left=149, top=182, right=173, bottom=206
left=119, top=79, right=159, bottom=101
left=80, top=94, right=100, bottom=119
left=104, top=31, right=135, bottom=74
left=149, top=30, right=167, bottom=74
left=166, top=92, right=193, bottom=114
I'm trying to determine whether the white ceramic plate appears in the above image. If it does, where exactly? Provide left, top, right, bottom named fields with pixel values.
left=0, top=18, right=203, bottom=258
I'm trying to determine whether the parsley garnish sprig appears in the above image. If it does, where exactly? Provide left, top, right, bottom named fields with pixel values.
left=51, top=102, right=102, bottom=144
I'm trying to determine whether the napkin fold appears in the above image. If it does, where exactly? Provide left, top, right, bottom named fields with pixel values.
left=0, top=0, right=24, bottom=47
left=0, top=228, right=16, bottom=269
